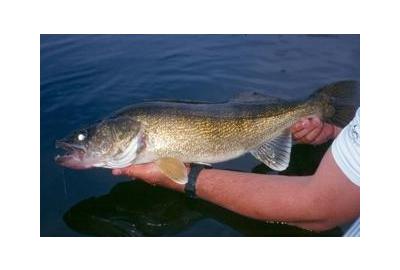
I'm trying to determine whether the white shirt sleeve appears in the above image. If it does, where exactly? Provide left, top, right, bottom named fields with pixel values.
left=331, top=108, right=360, bottom=186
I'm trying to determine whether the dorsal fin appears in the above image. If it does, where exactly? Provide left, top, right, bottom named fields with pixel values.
left=230, top=91, right=286, bottom=104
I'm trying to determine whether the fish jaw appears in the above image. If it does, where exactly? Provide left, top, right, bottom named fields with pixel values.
left=55, top=140, right=102, bottom=169
left=54, top=154, right=94, bottom=169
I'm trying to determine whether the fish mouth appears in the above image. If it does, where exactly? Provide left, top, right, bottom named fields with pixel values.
left=55, top=141, right=92, bottom=169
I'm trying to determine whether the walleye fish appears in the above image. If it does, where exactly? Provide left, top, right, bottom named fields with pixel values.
left=55, top=81, right=359, bottom=184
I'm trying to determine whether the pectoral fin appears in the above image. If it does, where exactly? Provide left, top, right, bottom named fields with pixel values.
left=155, top=157, right=188, bottom=184
left=250, top=129, right=292, bottom=171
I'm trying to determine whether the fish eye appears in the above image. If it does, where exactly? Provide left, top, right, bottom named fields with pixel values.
left=77, top=133, right=86, bottom=141
left=77, top=129, right=88, bottom=141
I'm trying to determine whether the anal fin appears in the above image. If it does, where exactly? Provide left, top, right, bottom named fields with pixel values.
left=250, top=129, right=292, bottom=171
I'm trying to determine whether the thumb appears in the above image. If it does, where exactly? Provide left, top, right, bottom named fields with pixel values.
left=112, top=168, right=123, bottom=175
left=112, top=163, right=158, bottom=178
left=112, top=166, right=137, bottom=176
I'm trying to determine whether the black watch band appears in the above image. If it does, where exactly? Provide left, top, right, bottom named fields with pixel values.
left=184, top=164, right=210, bottom=198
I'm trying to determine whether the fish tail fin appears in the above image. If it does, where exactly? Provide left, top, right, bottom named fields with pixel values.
left=310, top=80, right=360, bottom=127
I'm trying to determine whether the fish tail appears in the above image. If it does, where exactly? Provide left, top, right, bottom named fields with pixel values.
left=310, top=80, right=360, bottom=127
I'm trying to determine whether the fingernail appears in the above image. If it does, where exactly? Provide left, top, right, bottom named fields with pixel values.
left=113, top=169, right=121, bottom=175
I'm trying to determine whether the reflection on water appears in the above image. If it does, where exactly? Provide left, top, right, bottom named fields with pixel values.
left=64, top=181, right=202, bottom=237
left=64, top=143, right=342, bottom=237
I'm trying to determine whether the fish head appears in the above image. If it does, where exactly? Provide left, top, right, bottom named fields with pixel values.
left=55, top=117, right=143, bottom=169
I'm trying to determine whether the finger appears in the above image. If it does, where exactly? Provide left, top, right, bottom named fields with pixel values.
left=112, top=163, right=154, bottom=177
left=291, top=118, right=310, bottom=133
left=293, top=128, right=310, bottom=141
left=112, top=168, right=123, bottom=175
left=310, top=116, right=321, bottom=126
left=293, top=122, right=320, bottom=141
left=296, top=117, right=323, bottom=141
left=292, top=121, right=312, bottom=140
left=112, top=166, right=136, bottom=176
left=312, top=123, right=339, bottom=144
left=293, top=117, right=323, bottom=139
left=303, top=124, right=323, bottom=144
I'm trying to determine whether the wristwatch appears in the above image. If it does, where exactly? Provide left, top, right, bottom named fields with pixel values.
left=184, top=164, right=211, bottom=198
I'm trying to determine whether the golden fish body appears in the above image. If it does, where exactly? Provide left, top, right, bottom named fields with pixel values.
left=128, top=101, right=321, bottom=164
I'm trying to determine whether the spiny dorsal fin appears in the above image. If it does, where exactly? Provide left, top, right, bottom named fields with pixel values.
left=250, top=129, right=292, bottom=171
left=230, top=91, right=286, bottom=104
left=155, top=157, right=188, bottom=184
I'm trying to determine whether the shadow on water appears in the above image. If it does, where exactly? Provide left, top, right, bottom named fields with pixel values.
left=63, top=141, right=342, bottom=237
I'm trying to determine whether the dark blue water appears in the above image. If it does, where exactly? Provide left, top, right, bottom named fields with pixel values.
left=41, top=34, right=359, bottom=236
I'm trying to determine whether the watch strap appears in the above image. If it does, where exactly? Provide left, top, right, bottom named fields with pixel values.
left=184, top=164, right=209, bottom=198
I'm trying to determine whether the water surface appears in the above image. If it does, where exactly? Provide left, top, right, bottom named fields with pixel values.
left=41, top=34, right=359, bottom=236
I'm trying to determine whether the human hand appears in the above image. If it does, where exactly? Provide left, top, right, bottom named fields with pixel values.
left=112, top=163, right=187, bottom=192
left=290, top=116, right=341, bottom=145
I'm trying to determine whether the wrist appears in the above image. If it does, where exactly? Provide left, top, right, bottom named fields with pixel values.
left=332, top=126, right=342, bottom=139
left=193, top=168, right=215, bottom=199
left=160, top=177, right=186, bottom=192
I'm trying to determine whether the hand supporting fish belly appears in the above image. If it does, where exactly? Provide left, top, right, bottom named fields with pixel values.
left=55, top=81, right=359, bottom=184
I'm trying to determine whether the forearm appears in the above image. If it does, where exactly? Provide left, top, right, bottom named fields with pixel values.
left=166, top=168, right=321, bottom=225
left=165, top=163, right=356, bottom=231
left=193, top=150, right=358, bottom=231
left=195, top=169, right=319, bottom=225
